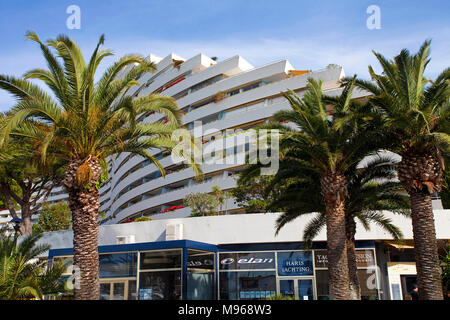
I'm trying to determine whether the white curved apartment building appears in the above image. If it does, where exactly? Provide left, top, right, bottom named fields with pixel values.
left=45, top=53, right=370, bottom=225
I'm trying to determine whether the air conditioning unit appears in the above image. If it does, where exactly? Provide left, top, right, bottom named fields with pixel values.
left=166, top=224, right=183, bottom=241
left=116, top=235, right=135, bottom=244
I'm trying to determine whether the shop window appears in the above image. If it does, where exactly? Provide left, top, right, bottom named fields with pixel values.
left=99, top=252, right=137, bottom=278
left=357, top=269, right=379, bottom=300
left=220, top=271, right=276, bottom=300
left=315, top=269, right=379, bottom=300
left=187, top=249, right=216, bottom=300
left=277, top=251, right=313, bottom=276
left=138, top=271, right=182, bottom=300
left=315, top=270, right=330, bottom=300
left=140, top=250, right=182, bottom=270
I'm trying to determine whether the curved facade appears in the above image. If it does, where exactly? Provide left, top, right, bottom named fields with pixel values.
left=46, top=53, right=368, bottom=225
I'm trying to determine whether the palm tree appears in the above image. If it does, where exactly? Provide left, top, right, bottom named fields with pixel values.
left=0, top=133, right=64, bottom=235
left=269, top=155, right=409, bottom=299
left=254, top=78, right=383, bottom=299
left=0, top=230, right=66, bottom=299
left=0, top=32, right=200, bottom=299
left=348, top=41, right=450, bottom=299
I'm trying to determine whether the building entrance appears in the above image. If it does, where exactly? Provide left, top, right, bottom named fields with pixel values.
left=278, top=278, right=314, bottom=300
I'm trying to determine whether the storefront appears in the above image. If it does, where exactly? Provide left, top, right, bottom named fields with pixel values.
left=49, top=240, right=217, bottom=300
left=48, top=240, right=380, bottom=300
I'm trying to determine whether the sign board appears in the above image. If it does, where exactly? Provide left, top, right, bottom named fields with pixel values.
left=219, top=252, right=275, bottom=270
left=277, top=251, right=313, bottom=276
left=314, top=249, right=375, bottom=268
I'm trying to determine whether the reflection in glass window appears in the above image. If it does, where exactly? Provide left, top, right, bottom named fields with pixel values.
left=187, top=271, right=215, bottom=300
left=187, top=250, right=215, bottom=300
left=357, top=270, right=379, bottom=300
left=315, top=269, right=379, bottom=300
left=128, top=280, right=137, bottom=300
left=298, top=279, right=314, bottom=300
left=100, top=283, right=111, bottom=300
left=219, top=271, right=276, bottom=300
left=187, top=250, right=215, bottom=270
left=139, top=271, right=182, bottom=300
left=315, top=270, right=330, bottom=300
left=99, top=252, right=137, bottom=278
left=53, top=256, right=73, bottom=275
left=140, top=250, right=181, bottom=270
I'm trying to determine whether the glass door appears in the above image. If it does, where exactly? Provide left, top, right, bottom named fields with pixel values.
left=279, top=278, right=314, bottom=300
left=279, top=279, right=295, bottom=298
left=297, top=279, right=314, bottom=300
left=100, top=283, right=112, bottom=300
left=99, top=279, right=137, bottom=300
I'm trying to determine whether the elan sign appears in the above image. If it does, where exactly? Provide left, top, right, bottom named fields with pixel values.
left=277, top=251, right=313, bottom=276
left=219, top=252, right=275, bottom=270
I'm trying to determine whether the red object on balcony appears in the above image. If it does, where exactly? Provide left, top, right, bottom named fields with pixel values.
left=162, top=77, right=185, bottom=92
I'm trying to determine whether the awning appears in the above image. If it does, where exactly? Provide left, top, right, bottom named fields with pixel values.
left=384, top=241, right=414, bottom=249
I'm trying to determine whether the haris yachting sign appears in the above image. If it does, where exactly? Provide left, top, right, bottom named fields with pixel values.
left=277, top=251, right=314, bottom=276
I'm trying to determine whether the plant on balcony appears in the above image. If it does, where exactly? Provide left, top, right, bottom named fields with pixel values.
left=134, top=216, right=152, bottom=222
left=172, top=59, right=183, bottom=70
left=214, top=91, right=227, bottom=102
left=183, top=192, right=219, bottom=216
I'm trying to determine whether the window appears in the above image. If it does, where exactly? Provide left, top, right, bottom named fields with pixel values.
left=242, top=82, right=260, bottom=92
left=228, top=88, right=240, bottom=97
left=139, top=271, right=181, bottom=300
left=138, top=249, right=182, bottom=300
left=314, top=258, right=379, bottom=300
left=140, top=250, right=182, bottom=270
left=277, top=251, right=313, bottom=276
left=219, top=271, right=276, bottom=300
left=187, top=249, right=216, bottom=300
left=99, top=252, right=137, bottom=278
left=219, top=251, right=276, bottom=300
left=315, top=270, right=330, bottom=300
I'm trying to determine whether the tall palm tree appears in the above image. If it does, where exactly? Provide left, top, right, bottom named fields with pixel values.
left=348, top=41, right=450, bottom=299
left=0, top=32, right=200, bottom=299
left=269, top=155, right=409, bottom=299
left=0, top=230, right=66, bottom=300
left=254, top=78, right=383, bottom=299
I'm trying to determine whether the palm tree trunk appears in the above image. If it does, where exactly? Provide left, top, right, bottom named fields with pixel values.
left=63, top=157, right=102, bottom=300
left=321, top=172, right=350, bottom=300
left=398, top=152, right=443, bottom=300
left=410, top=190, right=443, bottom=300
left=346, top=215, right=361, bottom=300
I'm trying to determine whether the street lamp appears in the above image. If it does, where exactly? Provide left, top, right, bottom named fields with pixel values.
left=10, top=217, right=23, bottom=235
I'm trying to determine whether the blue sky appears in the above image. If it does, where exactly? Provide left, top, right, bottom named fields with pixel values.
left=0, top=0, right=449, bottom=111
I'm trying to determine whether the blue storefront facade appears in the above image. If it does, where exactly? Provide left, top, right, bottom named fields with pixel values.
left=48, top=240, right=380, bottom=300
